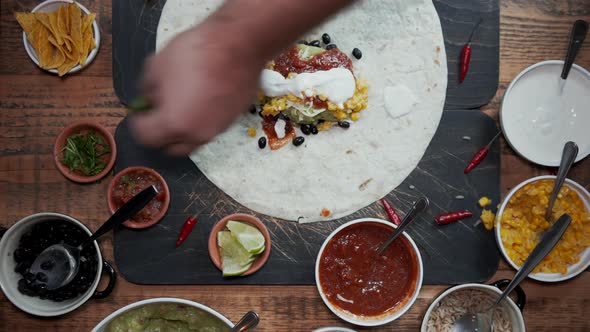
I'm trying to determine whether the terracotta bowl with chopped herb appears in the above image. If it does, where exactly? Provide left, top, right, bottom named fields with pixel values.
left=107, top=166, right=170, bottom=229
left=54, top=121, right=116, bottom=183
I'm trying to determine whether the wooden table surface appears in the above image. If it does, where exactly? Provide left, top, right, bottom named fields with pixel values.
left=1, top=0, right=589, bottom=331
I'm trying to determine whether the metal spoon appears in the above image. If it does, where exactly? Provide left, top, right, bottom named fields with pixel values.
left=453, top=213, right=572, bottom=332
left=377, top=197, right=429, bottom=255
left=558, top=20, right=588, bottom=95
left=231, top=311, right=260, bottom=332
left=545, top=141, right=578, bottom=221
left=29, top=185, right=158, bottom=290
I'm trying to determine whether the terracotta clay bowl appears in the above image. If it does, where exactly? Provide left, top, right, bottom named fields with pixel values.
left=208, top=213, right=271, bottom=276
left=53, top=121, right=116, bottom=183
left=107, top=166, right=170, bottom=229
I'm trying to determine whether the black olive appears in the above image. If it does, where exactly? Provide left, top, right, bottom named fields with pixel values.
left=15, top=261, right=30, bottom=274
left=17, top=279, right=28, bottom=293
left=300, top=124, right=311, bottom=135
left=352, top=48, right=362, bottom=59
left=13, top=248, right=25, bottom=262
left=309, top=40, right=321, bottom=47
left=318, top=119, right=325, bottom=124
left=25, top=272, right=36, bottom=283
left=248, top=104, right=257, bottom=114
left=310, top=125, right=319, bottom=135
left=36, top=272, right=48, bottom=283
left=338, top=121, right=350, bottom=129
left=40, top=260, right=54, bottom=271
left=326, top=44, right=338, bottom=50
left=293, top=136, right=305, bottom=146
left=322, top=33, right=331, bottom=44
left=258, top=137, right=267, bottom=149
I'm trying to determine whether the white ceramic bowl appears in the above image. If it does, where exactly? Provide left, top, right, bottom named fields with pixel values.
left=421, top=280, right=526, bottom=332
left=495, top=175, right=590, bottom=282
left=315, top=218, right=423, bottom=327
left=312, top=327, right=357, bottom=332
left=91, top=298, right=234, bottom=331
left=23, top=0, right=101, bottom=75
left=0, top=212, right=116, bottom=317
left=500, top=60, right=590, bottom=167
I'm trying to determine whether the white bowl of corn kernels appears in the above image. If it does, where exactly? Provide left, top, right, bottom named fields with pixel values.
left=495, top=175, right=590, bottom=282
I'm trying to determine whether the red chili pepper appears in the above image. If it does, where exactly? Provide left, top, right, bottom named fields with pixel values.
left=464, top=131, right=502, bottom=174
left=381, top=198, right=402, bottom=226
left=435, top=211, right=473, bottom=225
left=459, top=18, right=483, bottom=83
left=176, top=215, right=198, bottom=247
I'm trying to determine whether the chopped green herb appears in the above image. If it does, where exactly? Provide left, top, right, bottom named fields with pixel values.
left=120, top=175, right=133, bottom=185
left=60, top=131, right=111, bottom=176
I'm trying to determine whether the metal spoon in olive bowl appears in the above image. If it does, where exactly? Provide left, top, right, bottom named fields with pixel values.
left=28, top=185, right=159, bottom=290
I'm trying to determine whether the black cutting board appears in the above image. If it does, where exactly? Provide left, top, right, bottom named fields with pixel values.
left=113, top=110, right=501, bottom=285
left=112, top=0, right=499, bottom=110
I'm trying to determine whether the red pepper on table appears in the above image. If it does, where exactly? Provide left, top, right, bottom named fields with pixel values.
left=381, top=198, right=402, bottom=226
left=459, top=18, right=483, bottom=83
left=435, top=211, right=473, bottom=225
left=176, top=215, right=198, bottom=247
left=464, top=131, right=502, bottom=174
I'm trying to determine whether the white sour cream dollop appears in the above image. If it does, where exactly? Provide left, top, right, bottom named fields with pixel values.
left=260, top=68, right=356, bottom=108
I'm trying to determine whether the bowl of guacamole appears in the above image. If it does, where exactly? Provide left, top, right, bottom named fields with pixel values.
left=92, top=298, right=234, bottom=332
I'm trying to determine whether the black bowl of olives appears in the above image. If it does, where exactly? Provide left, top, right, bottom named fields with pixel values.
left=0, top=213, right=116, bottom=316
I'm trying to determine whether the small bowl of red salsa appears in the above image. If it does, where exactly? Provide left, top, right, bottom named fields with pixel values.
left=107, top=166, right=170, bottom=229
left=315, top=218, right=423, bottom=326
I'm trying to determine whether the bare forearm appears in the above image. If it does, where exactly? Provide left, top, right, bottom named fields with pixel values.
left=201, top=0, right=355, bottom=62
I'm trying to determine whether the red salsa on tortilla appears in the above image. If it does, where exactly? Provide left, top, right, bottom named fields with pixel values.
left=110, top=169, right=167, bottom=223
left=318, top=222, right=419, bottom=317
left=273, top=46, right=353, bottom=78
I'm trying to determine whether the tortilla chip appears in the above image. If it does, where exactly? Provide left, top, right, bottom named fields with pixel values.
left=63, top=36, right=73, bottom=53
left=35, top=24, right=54, bottom=68
left=57, top=58, right=77, bottom=76
left=34, top=13, right=59, bottom=44
left=16, top=12, right=41, bottom=49
left=82, top=13, right=95, bottom=34
left=79, top=22, right=94, bottom=65
left=57, top=5, right=69, bottom=41
left=69, top=3, right=83, bottom=54
left=47, top=35, right=67, bottom=69
left=15, top=12, right=37, bottom=34
left=47, top=10, right=63, bottom=45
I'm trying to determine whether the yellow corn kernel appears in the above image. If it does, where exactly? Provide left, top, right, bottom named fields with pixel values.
left=499, top=179, right=589, bottom=274
left=478, top=196, right=491, bottom=208
left=247, top=127, right=257, bottom=137
left=317, top=121, right=332, bottom=131
left=350, top=112, right=360, bottom=121
left=335, top=110, right=348, bottom=120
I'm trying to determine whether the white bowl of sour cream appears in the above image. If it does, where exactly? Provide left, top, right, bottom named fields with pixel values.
left=500, top=60, right=590, bottom=167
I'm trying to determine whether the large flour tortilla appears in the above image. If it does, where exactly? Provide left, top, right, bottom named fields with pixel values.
left=157, top=0, right=447, bottom=222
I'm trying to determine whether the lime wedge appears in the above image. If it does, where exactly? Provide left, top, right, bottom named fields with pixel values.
left=217, top=231, right=253, bottom=277
left=249, top=244, right=265, bottom=256
left=226, top=220, right=266, bottom=254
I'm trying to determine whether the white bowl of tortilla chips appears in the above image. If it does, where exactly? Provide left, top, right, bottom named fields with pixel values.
left=18, top=0, right=100, bottom=76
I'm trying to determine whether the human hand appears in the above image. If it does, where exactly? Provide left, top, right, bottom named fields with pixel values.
left=130, top=26, right=264, bottom=155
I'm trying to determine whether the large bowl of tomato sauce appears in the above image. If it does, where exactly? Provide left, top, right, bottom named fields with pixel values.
left=315, top=218, right=423, bottom=326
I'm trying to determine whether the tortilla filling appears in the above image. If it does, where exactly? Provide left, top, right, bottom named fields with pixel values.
left=258, top=44, right=368, bottom=131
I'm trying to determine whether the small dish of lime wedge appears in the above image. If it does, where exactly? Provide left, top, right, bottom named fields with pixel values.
left=208, top=214, right=271, bottom=277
